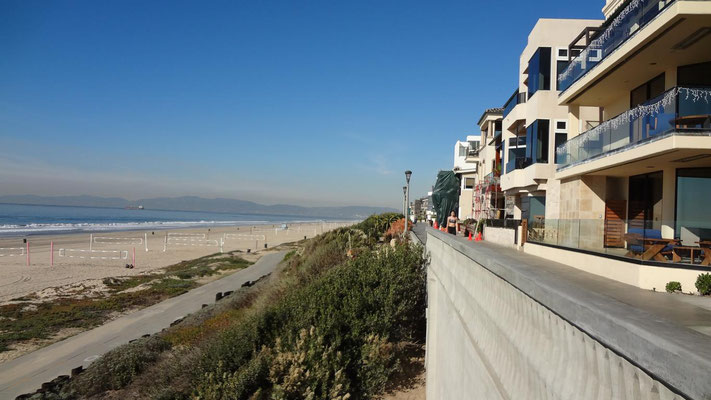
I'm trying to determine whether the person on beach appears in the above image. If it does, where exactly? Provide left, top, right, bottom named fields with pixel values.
left=447, top=211, right=457, bottom=235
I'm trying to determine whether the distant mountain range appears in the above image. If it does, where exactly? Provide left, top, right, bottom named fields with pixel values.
left=0, top=195, right=397, bottom=219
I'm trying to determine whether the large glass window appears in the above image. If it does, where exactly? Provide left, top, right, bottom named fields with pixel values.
left=630, top=74, right=665, bottom=108
left=527, top=47, right=551, bottom=98
left=676, top=168, right=711, bottom=238
left=628, top=171, right=663, bottom=230
left=522, top=196, right=546, bottom=225
left=678, top=62, right=711, bottom=87
left=554, top=133, right=567, bottom=164
left=526, top=119, right=550, bottom=164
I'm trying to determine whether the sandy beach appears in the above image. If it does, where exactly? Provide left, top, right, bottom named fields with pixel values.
left=0, top=221, right=351, bottom=303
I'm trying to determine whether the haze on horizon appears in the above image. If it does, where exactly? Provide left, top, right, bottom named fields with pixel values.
left=0, top=0, right=603, bottom=208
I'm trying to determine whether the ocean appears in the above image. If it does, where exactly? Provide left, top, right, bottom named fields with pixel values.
left=0, top=203, right=330, bottom=237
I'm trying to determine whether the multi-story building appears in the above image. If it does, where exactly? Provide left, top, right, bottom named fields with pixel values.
left=500, top=18, right=603, bottom=225
left=546, top=0, right=711, bottom=260
left=474, top=108, right=505, bottom=220
left=453, top=135, right=481, bottom=219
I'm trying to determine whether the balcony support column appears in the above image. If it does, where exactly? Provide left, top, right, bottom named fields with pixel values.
left=661, top=167, right=676, bottom=239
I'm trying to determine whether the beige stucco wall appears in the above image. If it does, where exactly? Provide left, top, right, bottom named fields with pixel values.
left=482, top=226, right=517, bottom=248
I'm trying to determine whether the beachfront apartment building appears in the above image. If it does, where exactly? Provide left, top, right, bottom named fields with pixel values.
left=500, top=18, right=603, bottom=226
left=473, top=108, right=505, bottom=220
left=521, top=0, right=711, bottom=290
left=453, top=135, right=481, bottom=219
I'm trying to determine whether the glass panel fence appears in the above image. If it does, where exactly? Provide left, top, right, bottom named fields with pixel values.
left=526, top=218, right=711, bottom=266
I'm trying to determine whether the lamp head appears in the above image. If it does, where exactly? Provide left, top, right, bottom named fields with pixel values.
left=405, top=170, right=412, bottom=183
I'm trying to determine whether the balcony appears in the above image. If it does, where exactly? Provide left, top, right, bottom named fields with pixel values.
left=505, top=156, right=532, bottom=174
left=556, top=87, right=711, bottom=170
left=558, top=0, right=680, bottom=93
left=502, top=90, right=527, bottom=119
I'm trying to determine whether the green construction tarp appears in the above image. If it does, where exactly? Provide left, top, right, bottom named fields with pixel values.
left=432, top=170, right=460, bottom=226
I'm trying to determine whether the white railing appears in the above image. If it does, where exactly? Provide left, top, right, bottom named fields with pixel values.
left=58, top=248, right=128, bottom=260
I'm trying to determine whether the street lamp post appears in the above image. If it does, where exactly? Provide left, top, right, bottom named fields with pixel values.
left=404, top=170, right=412, bottom=237
left=402, top=186, right=407, bottom=216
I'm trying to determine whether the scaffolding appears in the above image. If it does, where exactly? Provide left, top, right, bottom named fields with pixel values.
left=473, top=172, right=505, bottom=220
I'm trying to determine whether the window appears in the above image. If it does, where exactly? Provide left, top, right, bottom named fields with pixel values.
left=526, top=119, right=550, bottom=164
left=676, top=168, right=711, bottom=235
left=628, top=171, right=663, bottom=230
left=464, top=178, right=476, bottom=189
left=554, top=120, right=567, bottom=164
left=630, top=74, right=665, bottom=108
left=555, top=48, right=569, bottom=91
left=678, top=62, right=711, bottom=87
left=458, top=145, right=467, bottom=157
left=527, top=47, right=551, bottom=98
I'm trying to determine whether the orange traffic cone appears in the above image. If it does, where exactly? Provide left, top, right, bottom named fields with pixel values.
left=434, top=221, right=438, bottom=229
left=468, top=231, right=472, bottom=241
left=475, top=232, right=482, bottom=241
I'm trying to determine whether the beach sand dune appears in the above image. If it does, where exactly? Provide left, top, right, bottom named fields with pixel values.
left=0, top=222, right=351, bottom=303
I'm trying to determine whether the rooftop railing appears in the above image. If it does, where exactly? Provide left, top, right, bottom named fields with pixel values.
left=556, top=87, right=711, bottom=169
left=558, top=0, right=677, bottom=93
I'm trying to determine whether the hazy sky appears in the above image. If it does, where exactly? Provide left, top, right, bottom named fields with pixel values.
left=0, top=0, right=603, bottom=208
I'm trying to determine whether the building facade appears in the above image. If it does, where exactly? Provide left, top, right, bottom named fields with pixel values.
left=500, top=18, right=603, bottom=226
left=474, top=108, right=505, bottom=220
left=453, top=135, right=481, bottom=219
left=545, top=0, right=711, bottom=260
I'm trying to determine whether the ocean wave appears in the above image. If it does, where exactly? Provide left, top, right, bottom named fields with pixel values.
left=0, top=220, right=289, bottom=235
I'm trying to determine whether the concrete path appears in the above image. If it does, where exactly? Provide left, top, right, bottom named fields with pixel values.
left=0, top=251, right=286, bottom=399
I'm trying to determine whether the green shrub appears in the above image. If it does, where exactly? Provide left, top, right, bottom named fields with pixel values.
left=269, top=327, right=351, bottom=400
left=696, top=273, right=711, bottom=295
left=358, top=334, right=398, bottom=397
left=70, top=336, right=171, bottom=396
left=665, top=281, right=682, bottom=293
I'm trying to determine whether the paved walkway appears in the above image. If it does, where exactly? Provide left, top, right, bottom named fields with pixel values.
left=0, top=251, right=286, bottom=399
left=416, top=224, right=711, bottom=336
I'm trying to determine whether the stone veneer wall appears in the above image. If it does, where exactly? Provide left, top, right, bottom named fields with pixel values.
left=557, top=176, right=606, bottom=250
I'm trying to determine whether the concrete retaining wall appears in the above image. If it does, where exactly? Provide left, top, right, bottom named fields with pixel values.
left=482, top=226, right=517, bottom=248
left=424, top=228, right=711, bottom=399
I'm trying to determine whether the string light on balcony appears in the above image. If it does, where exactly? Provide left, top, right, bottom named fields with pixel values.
left=556, top=87, right=711, bottom=158
left=559, top=0, right=649, bottom=82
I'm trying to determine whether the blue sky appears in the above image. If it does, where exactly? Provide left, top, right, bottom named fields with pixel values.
left=0, top=0, right=603, bottom=208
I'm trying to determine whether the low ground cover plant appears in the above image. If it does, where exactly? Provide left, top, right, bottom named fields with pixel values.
left=665, top=281, right=682, bottom=293
left=54, top=214, right=426, bottom=399
left=0, top=252, right=251, bottom=353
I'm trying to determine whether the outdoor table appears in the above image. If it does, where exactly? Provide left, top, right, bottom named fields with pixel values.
left=671, top=114, right=711, bottom=129
left=672, top=246, right=703, bottom=264
left=696, top=241, right=711, bottom=266
left=640, top=238, right=680, bottom=262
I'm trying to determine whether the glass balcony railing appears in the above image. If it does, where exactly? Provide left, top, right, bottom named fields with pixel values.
left=505, top=156, right=532, bottom=174
left=556, top=87, right=711, bottom=169
left=558, top=0, right=677, bottom=93
left=502, top=90, right=527, bottom=119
